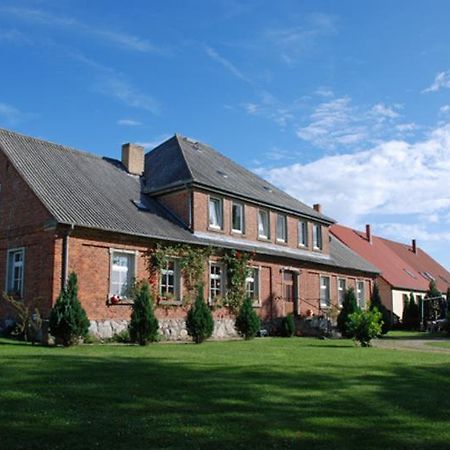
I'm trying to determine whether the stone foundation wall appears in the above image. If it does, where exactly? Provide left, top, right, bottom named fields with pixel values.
left=89, top=318, right=239, bottom=341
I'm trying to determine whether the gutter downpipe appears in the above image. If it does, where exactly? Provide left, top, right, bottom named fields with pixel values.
left=61, top=224, right=75, bottom=290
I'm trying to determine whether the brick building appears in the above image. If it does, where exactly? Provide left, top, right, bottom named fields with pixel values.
left=0, top=129, right=378, bottom=339
left=331, top=224, right=450, bottom=322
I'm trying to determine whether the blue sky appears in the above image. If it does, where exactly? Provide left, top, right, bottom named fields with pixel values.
left=1, top=0, right=450, bottom=269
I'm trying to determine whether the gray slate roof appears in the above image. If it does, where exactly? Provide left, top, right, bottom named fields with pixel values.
left=144, top=134, right=334, bottom=224
left=0, top=128, right=377, bottom=274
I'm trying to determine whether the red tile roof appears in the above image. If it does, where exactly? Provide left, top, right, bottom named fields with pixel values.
left=330, top=224, right=450, bottom=293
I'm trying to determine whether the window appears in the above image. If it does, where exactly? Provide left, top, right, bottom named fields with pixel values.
left=298, top=220, right=308, bottom=247
left=258, top=209, right=270, bottom=239
left=6, top=248, right=24, bottom=297
left=313, top=224, right=322, bottom=250
left=320, top=276, right=330, bottom=307
left=246, top=267, right=260, bottom=305
left=160, top=259, right=181, bottom=302
left=356, top=281, right=365, bottom=308
left=276, top=214, right=287, bottom=243
left=110, top=251, right=136, bottom=298
left=209, top=263, right=225, bottom=303
left=338, top=278, right=346, bottom=306
left=209, top=197, right=223, bottom=229
left=232, top=202, right=244, bottom=233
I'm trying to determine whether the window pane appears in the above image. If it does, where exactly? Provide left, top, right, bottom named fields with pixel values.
left=7, top=249, right=24, bottom=296
left=298, top=221, right=308, bottom=246
left=320, top=276, right=330, bottom=306
left=209, top=198, right=222, bottom=228
left=258, top=211, right=269, bottom=238
left=277, top=215, right=286, bottom=242
left=313, top=225, right=322, bottom=249
left=232, top=203, right=243, bottom=231
left=111, top=252, right=135, bottom=297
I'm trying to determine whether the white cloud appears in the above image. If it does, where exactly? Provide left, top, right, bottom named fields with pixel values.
left=423, top=71, right=450, bottom=93
left=255, top=122, right=450, bottom=228
left=265, top=13, right=337, bottom=65
left=296, top=97, right=403, bottom=150
left=0, top=102, right=28, bottom=125
left=440, top=105, right=450, bottom=116
left=204, top=46, right=249, bottom=82
left=0, top=7, right=165, bottom=54
left=117, top=119, right=142, bottom=127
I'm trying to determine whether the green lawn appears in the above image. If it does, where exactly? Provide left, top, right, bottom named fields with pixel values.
left=427, top=341, right=450, bottom=349
left=1, top=337, right=450, bottom=450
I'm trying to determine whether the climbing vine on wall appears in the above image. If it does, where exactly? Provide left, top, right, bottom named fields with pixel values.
left=222, top=250, right=254, bottom=313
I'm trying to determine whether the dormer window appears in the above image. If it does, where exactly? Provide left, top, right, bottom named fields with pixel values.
left=276, top=214, right=287, bottom=243
left=313, top=224, right=322, bottom=250
left=258, top=209, right=270, bottom=239
left=232, top=202, right=244, bottom=233
left=209, top=196, right=223, bottom=230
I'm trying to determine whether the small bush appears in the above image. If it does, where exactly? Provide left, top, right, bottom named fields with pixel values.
left=186, top=285, right=214, bottom=344
left=347, top=308, right=383, bottom=347
left=129, top=281, right=159, bottom=345
left=281, top=314, right=295, bottom=337
left=337, top=288, right=359, bottom=338
left=49, top=273, right=90, bottom=346
left=112, top=329, right=131, bottom=343
left=235, top=297, right=260, bottom=340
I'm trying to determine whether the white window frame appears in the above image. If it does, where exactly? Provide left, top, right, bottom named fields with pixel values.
left=320, top=276, right=330, bottom=308
left=159, top=258, right=182, bottom=303
left=209, top=261, right=225, bottom=304
left=356, top=280, right=365, bottom=308
left=258, top=209, right=270, bottom=239
left=276, top=214, right=287, bottom=243
left=245, top=266, right=261, bottom=307
left=109, top=249, right=137, bottom=299
left=313, top=224, right=323, bottom=250
left=208, top=196, right=223, bottom=230
left=231, top=202, right=244, bottom=234
left=6, top=248, right=25, bottom=298
left=298, top=220, right=308, bottom=247
left=337, top=278, right=346, bottom=306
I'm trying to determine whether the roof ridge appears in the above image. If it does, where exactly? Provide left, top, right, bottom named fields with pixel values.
left=0, top=127, right=105, bottom=161
left=174, top=134, right=195, bottom=180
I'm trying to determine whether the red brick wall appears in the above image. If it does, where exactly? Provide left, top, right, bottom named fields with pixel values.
left=0, top=150, right=56, bottom=320
left=191, top=189, right=330, bottom=255
left=64, top=229, right=375, bottom=325
left=156, top=189, right=191, bottom=227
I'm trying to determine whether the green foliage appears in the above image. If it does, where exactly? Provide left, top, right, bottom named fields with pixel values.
left=447, top=287, right=450, bottom=313
left=446, top=312, right=450, bottom=336
left=369, top=283, right=390, bottom=334
left=223, top=250, right=252, bottom=312
left=235, top=297, right=260, bottom=340
left=409, top=293, right=420, bottom=330
left=281, top=314, right=295, bottom=337
left=186, top=285, right=214, bottom=344
left=146, top=243, right=213, bottom=302
left=49, top=273, right=89, bottom=346
left=425, top=280, right=443, bottom=321
left=112, top=329, right=131, bottom=343
left=129, top=281, right=159, bottom=345
left=337, top=287, right=359, bottom=338
left=347, top=308, right=383, bottom=347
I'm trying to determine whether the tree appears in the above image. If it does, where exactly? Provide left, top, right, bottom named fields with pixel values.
left=235, top=297, right=260, bottom=340
left=369, top=283, right=390, bottom=334
left=425, top=280, right=442, bottom=321
left=402, top=295, right=411, bottom=329
left=129, top=281, right=159, bottom=345
left=446, top=287, right=450, bottom=313
left=186, top=285, right=214, bottom=344
left=337, top=287, right=359, bottom=338
left=49, top=272, right=90, bottom=346
left=347, top=308, right=383, bottom=347
left=281, top=314, right=295, bottom=337
left=408, top=292, right=420, bottom=330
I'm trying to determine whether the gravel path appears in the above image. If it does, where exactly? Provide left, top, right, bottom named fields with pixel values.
left=373, top=338, right=450, bottom=354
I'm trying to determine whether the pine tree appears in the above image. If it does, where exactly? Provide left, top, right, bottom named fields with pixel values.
left=186, top=285, right=214, bottom=344
left=235, top=297, right=261, bottom=340
left=129, top=281, right=159, bottom=345
left=446, top=287, right=450, bottom=313
left=402, top=295, right=411, bottom=329
left=337, top=287, right=359, bottom=338
left=49, top=272, right=90, bottom=346
left=369, top=283, right=390, bottom=334
left=409, top=292, right=420, bottom=330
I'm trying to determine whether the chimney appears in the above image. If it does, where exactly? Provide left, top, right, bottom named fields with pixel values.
left=121, top=143, right=145, bottom=176
left=366, top=224, right=372, bottom=244
left=412, top=239, right=417, bottom=254
left=313, top=203, right=322, bottom=214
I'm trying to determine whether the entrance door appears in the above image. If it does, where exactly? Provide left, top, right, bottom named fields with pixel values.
left=283, top=271, right=298, bottom=315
